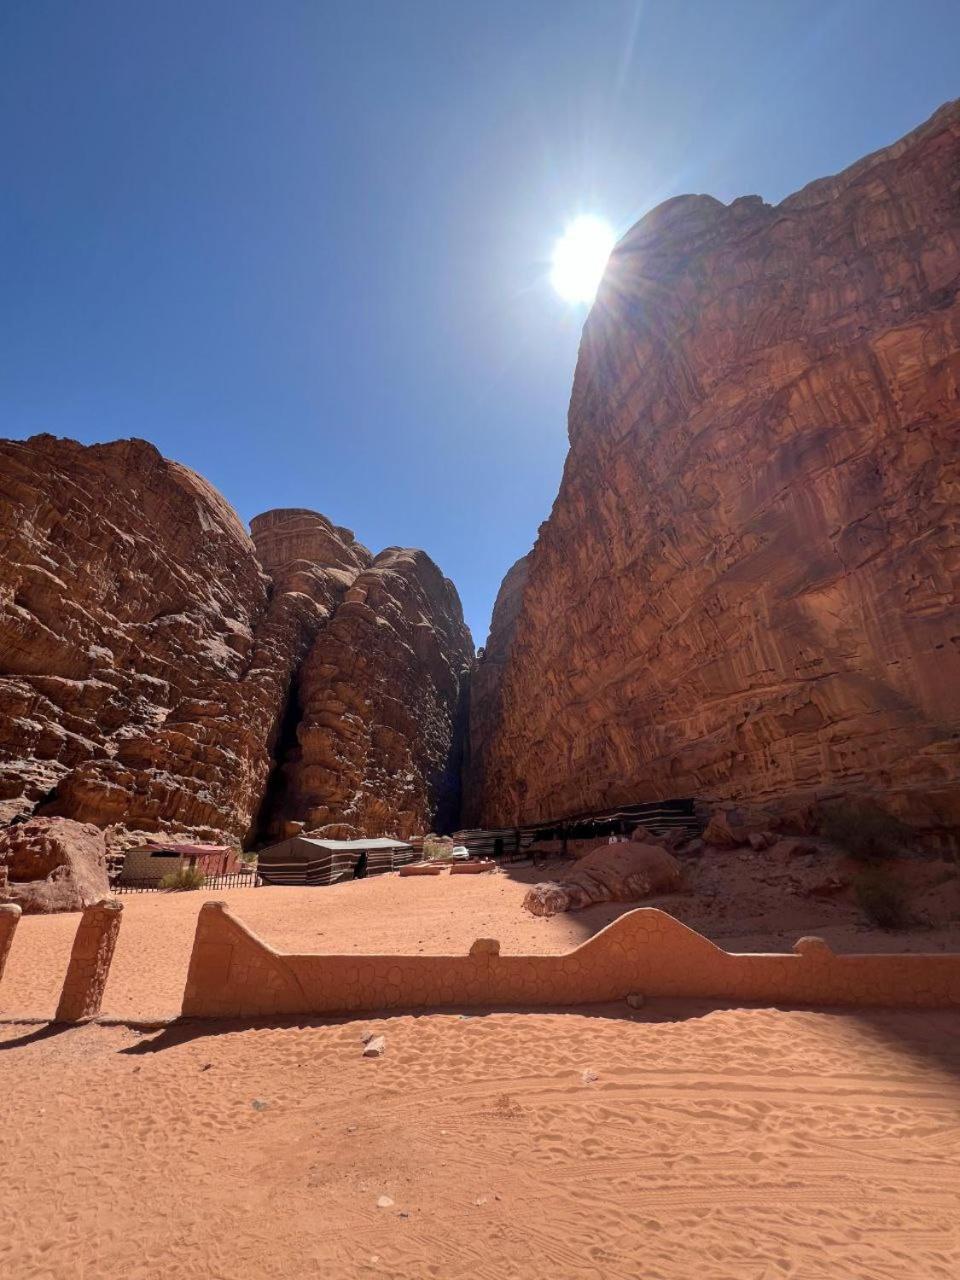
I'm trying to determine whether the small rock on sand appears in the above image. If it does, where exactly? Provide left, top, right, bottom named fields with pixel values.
left=363, top=1035, right=386, bottom=1058
left=376, top=1196, right=394, bottom=1209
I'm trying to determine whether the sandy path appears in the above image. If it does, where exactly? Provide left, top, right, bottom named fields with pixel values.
left=1, top=1005, right=958, bottom=1279
left=3, top=862, right=957, bottom=1021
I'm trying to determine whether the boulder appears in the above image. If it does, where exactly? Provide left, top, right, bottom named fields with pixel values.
left=0, top=816, right=110, bottom=913
left=702, top=811, right=750, bottom=848
left=522, top=841, right=682, bottom=916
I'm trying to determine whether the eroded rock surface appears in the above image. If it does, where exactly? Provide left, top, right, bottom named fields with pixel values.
left=0, top=816, right=110, bottom=914
left=474, top=101, right=960, bottom=840
left=0, top=435, right=272, bottom=836
left=0, top=438, right=471, bottom=848
left=523, top=841, right=682, bottom=916
left=463, top=554, right=529, bottom=826
left=278, top=548, right=474, bottom=839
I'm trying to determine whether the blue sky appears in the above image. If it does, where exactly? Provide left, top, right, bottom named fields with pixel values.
left=2, top=1, right=958, bottom=644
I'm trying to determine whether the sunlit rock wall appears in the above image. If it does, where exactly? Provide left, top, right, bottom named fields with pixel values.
left=472, top=100, right=960, bottom=839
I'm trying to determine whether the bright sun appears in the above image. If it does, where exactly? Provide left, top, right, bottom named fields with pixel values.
left=550, top=214, right=616, bottom=304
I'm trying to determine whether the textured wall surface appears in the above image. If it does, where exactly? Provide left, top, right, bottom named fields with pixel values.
left=279, top=548, right=474, bottom=839
left=0, top=435, right=271, bottom=836
left=181, top=901, right=960, bottom=1018
left=463, top=554, right=529, bottom=825
left=472, top=101, right=960, bottom=836
left=0, top=439, right=471, bottom=844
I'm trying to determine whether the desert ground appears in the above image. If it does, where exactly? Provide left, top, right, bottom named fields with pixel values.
left=1, top=1005, right=959, bottom=1280
left=2, top=862, right=959, bottom=1279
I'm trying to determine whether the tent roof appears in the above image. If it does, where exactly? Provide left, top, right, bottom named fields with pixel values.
left=293, top=837, right=411, bottom=851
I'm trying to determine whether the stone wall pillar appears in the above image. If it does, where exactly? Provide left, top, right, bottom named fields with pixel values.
left=0, top=903, right=21, bottom=988
left=55, top=898, right=123, bottom=1023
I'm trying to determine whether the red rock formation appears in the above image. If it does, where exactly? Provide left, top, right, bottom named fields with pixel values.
left=0, top=438, right=470, bottom=847
left=0, top=435, right=271, bottom=835
left=0, top=816, right=110, bottom=914
left=462, top=554, right=529, bottom=825
left=52, top=506, right=370, bottom=841
left=279, top=547, right=474, bottom=839
left=243, top=509, right=373, bottom=839
left=523, top=841, right=682, bottom=916
left=474, top=101, right=960, bottom=841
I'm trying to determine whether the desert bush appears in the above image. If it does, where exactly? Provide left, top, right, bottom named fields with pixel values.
left=423, top=835, right=454, bottom=862
left=854, top=869, right=909, bottom=929
left=159, top=865, right=206, bottom=891
left=819, top=802, right=909, bottom=864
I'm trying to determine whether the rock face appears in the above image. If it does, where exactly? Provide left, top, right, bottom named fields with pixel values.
left=473, top=100, right=960, bottom=841
left=0, top=437, right=472, bottom=849
left=462, top=554, right=529, bottom=825
left=274, top=548, right=474, bottom=840
left=522, top=841, right=682, bottom=916
left=0, top=816, right=110, bottom=914
left=246, top=508, right=374, bottom=839
left=0, top=435, right=271, bottom=837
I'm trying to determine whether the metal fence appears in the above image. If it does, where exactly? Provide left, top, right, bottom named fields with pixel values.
left=112, top=871, right=261, bottom=894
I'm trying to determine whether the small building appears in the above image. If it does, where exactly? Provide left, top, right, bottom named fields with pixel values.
left=256, top=836, right=413, bottom=886
left=118, top=842, right=245, bottom=885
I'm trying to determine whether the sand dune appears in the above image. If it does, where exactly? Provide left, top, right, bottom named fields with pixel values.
left=1, top=1005, right=958, bottom=1279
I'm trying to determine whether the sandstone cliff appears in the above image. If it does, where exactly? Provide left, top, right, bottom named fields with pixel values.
left=0, top=438, right=472, bottom=844
left=462, top=553, right=529, bottom=825
left=274, top=547, right=474, bottom=840
left=473, top=101, right=960, bottom=840
left=0, top=435, right=271, bottom=836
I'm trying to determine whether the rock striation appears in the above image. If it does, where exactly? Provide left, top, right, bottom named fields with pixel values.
left=462, top=553, right=529, bottom=825
left=0, top=437, right=472, bottom=849
left=472, top=100, right=960, bottom=840
left=275, top=547, right=474, bottom=840
left=0, top=435, right=271, bottom=837
left=0, top=816, right=110, bottom=914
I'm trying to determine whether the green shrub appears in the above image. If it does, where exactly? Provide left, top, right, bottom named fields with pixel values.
left=423, top=836, right=454, bottom=862
left=819, top=802, right=909, bottom=864
left=854, top=869, right=909, bottom=929
left=159, top=865, right=206, bottom=891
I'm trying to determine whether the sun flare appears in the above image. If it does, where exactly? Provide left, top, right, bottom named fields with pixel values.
left=550, top=214, right=616, bottom=304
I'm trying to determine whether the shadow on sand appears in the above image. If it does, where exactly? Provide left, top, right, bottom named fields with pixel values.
left=113, top=998, right=960, bottom=1087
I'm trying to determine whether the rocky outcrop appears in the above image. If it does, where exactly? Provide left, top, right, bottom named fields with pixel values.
left=0, top=438, right=472, bottom=848
left=523, top=841, right=682, bottom=916
left=245, top=509, right=373, bottom=839
left=276, top=548, right=474, bottom=840
left=0, top=435, right=271, bottom=836
left=473, top=100, right=960, bottom=841
left=462, top=554, right=529, bottom=825
left=0, top=817, right=110, bottom=914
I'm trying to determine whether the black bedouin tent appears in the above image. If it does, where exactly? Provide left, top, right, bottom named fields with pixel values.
left=256, top=836, right=414, bottom=886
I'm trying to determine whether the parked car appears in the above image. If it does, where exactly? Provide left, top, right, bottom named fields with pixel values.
left=450, top=845, right=470, bottom=861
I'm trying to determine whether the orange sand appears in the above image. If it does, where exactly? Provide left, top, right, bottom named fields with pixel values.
left=3, top=859, right=958, bottom=1021
left=1, top=1005, right=958, bottom=1279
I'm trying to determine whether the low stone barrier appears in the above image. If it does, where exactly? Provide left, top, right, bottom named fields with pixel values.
left=55, top=899, right=123, bottom=1022
left=181, top=902, right=960, bottom=1019
left=0, top=904, right=21, bottom=986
